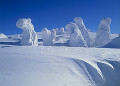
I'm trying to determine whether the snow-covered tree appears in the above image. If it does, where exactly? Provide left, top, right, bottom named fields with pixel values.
left=74, top=17, right=91, bottom=47
left=51, top=29, right=56, bottom=40
left=65, top=22, right=77, bottom=34
left=55, top=28, right=60, bottom=35
left=16, top=18, right=38, bottom=46
left=42, top=28, right=54, bottom=46
left=69, top=23, right=87, bottom=47
left=95, top=17, right=111, bottom=47
left=60, top=27, right=65, bottom=35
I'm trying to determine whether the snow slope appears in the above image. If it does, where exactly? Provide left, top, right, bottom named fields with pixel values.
left=103, top=37, right=120, bottom=48
left=0, top=32, right=120, bottom=86
left=0, top=45, right=120, bottom=86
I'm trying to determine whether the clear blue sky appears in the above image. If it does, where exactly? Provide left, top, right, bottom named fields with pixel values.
left=0, top=0, right=120, bottom=35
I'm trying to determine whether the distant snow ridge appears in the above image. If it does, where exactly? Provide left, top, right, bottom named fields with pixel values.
left=42, top=28, right=54, bottom=46
left=95, top=17, right=111, bottom=47
left=103, top=36, right=120, bottom=48
left=0, top=33, right=7, bottom=38
left=74, top=17, right=91, bottom=47
left=16, top=18, right=38, bottom=46
left=69, top=23, right=87, bottom=47
left=60, top=27, right=65, bottom=35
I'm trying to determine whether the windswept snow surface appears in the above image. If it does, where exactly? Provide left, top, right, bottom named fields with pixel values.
left=0, top=33, right=120, bottom=86
left=0, top=44, right=120, bottom=86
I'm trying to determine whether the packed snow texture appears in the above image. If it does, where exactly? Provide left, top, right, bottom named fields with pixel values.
left=74, top=17, right=91, bottom=47
left=0, top=45, right=120, bottom=86
left=69, top=24, right=87, bottom=47
left=95, top=18, right=111, bottom=47
left=0, top=33, right=7, bottom=38
left=42, top=28, right=54, bottom=46
left=16, top=18, right=38, bottom=46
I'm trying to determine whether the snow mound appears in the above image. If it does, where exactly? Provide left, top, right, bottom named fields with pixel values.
left=0, top=33, right=7, bottom=38
left=16, top=18, right=38, bottom=46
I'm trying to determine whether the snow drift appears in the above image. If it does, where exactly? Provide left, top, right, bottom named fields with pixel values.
left=0, top=46, right=120, bottom=86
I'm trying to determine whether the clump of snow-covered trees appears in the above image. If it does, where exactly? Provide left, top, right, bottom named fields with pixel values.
left=65, top=17, right=91, bottom=47
left=16, top=18, right=38, bottom=46
left=15, top=17, right=113, bottom=47
left=65, top=17, right=112, bottom=47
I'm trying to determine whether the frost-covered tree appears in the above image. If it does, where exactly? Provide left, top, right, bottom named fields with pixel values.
left=42, top=28, right=54, bottom=46
left=69, top=23, right=87, bottom=47
left=60, top=27, right=65, bottom=35
left=95, top=17, right=111, bottom=47
left=16, top=18, right=38, bottom=46
left=65, top=22, right=77, bottom=34
left=55, top=28, right=60, bottom=35
left=51, top=29, right=56, bottom=40
left=74, top=17, right=91, bottom=47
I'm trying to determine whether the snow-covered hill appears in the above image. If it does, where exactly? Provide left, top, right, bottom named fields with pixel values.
left=0, top=46, right=120, bottom=86
left=0, top=32, right=120, bottom=86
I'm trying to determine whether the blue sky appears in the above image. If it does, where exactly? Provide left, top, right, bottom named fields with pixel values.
left=0, top=0, right=120, bottom=35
